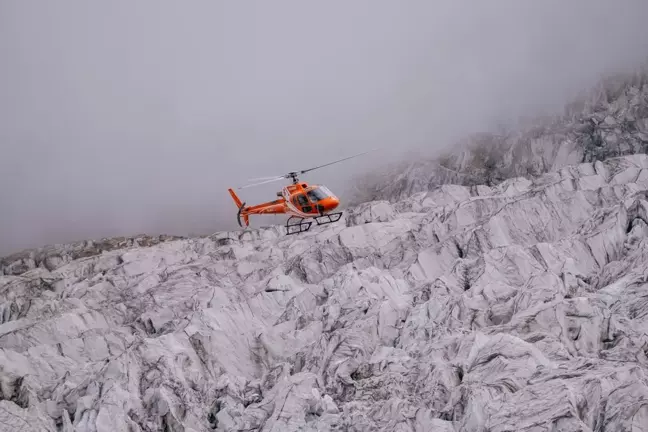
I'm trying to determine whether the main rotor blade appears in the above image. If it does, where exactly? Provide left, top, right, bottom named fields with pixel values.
left=239, top=148, right=379, bottom=189
left=238, top=176, right=285, bottom=189
left=247, top=176, right=283, bottom=182
left=298, top=148, right=378, bottom=175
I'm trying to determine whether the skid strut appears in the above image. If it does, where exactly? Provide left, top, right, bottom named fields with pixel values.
left=286, top=216, right=312, bottom=235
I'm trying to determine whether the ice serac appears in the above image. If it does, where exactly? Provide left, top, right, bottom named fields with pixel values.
left=3, top=155, right=648, bottom=431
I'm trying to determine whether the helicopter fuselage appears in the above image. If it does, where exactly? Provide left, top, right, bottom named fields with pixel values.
left=227, top=182, right=340, bottom=228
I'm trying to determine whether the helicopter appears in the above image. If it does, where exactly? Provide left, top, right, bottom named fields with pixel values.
left=228, top=149, right=375, bottom=235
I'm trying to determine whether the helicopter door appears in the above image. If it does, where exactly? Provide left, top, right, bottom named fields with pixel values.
left=293, top=193, right=312, bottom=213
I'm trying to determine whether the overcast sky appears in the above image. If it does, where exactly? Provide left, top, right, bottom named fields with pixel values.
left=2, top=1, right=648, bottom=256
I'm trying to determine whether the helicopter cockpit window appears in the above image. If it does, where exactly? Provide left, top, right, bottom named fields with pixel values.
left=293, top=193, right=312, bottom=212
left=294, top=194, right=309, bottom=206
left=307, top=187, right=328, bottom=202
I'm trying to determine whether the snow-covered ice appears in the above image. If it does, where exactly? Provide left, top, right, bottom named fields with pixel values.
left=3, top=155, right=648, bottom=430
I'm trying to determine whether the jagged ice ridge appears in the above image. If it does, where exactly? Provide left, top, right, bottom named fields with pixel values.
left=2, top=154, right=648, bottom=431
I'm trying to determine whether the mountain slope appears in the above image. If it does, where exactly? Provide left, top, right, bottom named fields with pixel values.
left=354, top=64, right=648, bottom=205
left=2, top=154, right=648, bottom=431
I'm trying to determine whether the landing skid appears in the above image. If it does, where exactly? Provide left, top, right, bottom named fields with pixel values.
left=285, top=212, right=343, bottom=235
left=286, top=216, right=312, bottom=235
left=314, top=212, right=342, bottom=226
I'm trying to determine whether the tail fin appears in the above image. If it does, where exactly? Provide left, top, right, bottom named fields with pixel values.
left=228, top=188, right=250, bottom=227
left=228, top=188, right=243, bottom=208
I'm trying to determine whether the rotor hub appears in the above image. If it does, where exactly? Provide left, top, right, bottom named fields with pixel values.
left=287, top=172, right=299, bottom=184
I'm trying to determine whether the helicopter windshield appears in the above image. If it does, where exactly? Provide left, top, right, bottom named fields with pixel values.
left=307, top=187, right=329, bottom=202
left=318, top=185, right=335, bottom=198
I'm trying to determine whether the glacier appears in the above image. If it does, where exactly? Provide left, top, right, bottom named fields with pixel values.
left=3, top=154, right=648, bottom=431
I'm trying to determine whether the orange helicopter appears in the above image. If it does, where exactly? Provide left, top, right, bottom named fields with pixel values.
left=228, top=149, right=375, bottom=235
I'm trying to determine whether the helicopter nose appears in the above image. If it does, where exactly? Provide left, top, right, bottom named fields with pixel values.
left=320, top=196, right=339, bottom=211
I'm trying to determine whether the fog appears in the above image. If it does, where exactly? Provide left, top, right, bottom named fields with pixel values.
left=2, top=0, right=648, bottom=256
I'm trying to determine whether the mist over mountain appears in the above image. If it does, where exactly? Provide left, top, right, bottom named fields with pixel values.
left=351, top=62, right=648, bottom=205
left=3, top=1, right=648, bottom=256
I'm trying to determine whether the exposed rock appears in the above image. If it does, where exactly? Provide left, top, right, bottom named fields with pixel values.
left=3, top=155, right=648, bottom=430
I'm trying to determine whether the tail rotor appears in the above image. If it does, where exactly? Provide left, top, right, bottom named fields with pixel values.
left=228, top=188, right=250, bottom=227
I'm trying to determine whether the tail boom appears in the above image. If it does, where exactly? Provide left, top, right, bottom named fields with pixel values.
left=227, top=188, right=286, bottom=228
